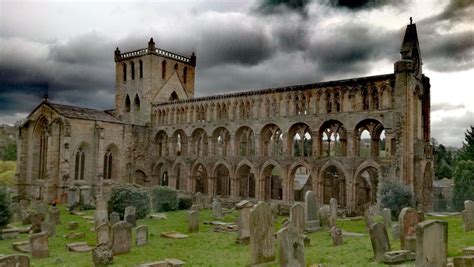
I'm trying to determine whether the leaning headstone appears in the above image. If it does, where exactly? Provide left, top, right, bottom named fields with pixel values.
left=304, top=190, right=320, bottom=233
left=96, top=223, right=110, bottom=245
left=136, top=225, right=148, bottom=246
left=368, top=223, right=415, bottom=264
left=415, top=220, right=448, bottom=267
left=277, top=224, right=305, bottom=267
left=29, top=232, right=49, bottom=258
left=66, top=242, right=92, bottom=252
left=462, top=200, right=474, bottom=232
left=109, top=212, right=120, bottom=225
left=330, top=226, right=343, bottom=246
left=250, top=202, right=275, bottom=266
left=79, top=186, right=92, bottom=206
left=212, top=198, right=223, bottom=219
left=382, top=208, right=392, bottom=230
left=0, top=254, right=30, bottom=267
left=399, top=207, right=424, bottom=251
left=92, top=243, right=113, bottom=266
left=290, top=203, right=305, bottom=234
left=187, top=211, right=199, bottom=233
left=235, top=200, right=253, bottom=244
left=41, top=220, right=56, bottom=237
left=318, top=205, right=331, bottom=228
left=124, top=206, right=136, bottom=227
left=329, top=198, right=337, bottom=227
left=68, top=186, right=79, bottom=207
left=49, top=207, right=60, bottom=225
left=111, top=221, right=132, bottom=255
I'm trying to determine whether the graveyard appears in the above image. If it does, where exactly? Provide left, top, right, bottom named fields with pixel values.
left=0, top=200, right=473, bottom=266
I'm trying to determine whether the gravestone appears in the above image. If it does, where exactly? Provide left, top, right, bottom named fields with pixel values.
left=136, top=225, right=148, bottom=246
left=1, top=229, right=19, bottom=240
left=187, top=210, right=199, bottom=233
left=277, top=224, right=305, bottom=267
left=330, top=226, right=343, bottom=246
left=290, top=203, right=305, bottom=234
left=399, top=207, right=424, bottom=251
left=29, top=232, right=49, bottom=258
left=236, top=200, right=253, bottom=244
left=111, top=221, right=132, bottom=255
left=462, top=200, right=474, bottom=232
left=212, top=198, right=223, bottom=219
left=33, top=202, right=48, bottom=215
left=329, top=198, right=337, bottom=227
left=79, top=186, right=92, bottom=206
left=369, top=223, right=392, bottom=262
left=250, top=202, right=275, bottom=266
left=49, top=207, right=60, bottom=225
left=30, top=213, right=45, bottom=233
left=318, top=205, right=331, bottom=228
left=415, top=220, right=448, bottom=267
left=304, top=191, right=320, bottom=232
left=124, top=206, right=136, bottom=227
left=68, top=221, right=78, bottom=230
left=109, top=212, right=120, bottom=225
left=92, top=243, right=113, bottom=266
left=382, top=208, right=392, bottom=231
left=0, top=254, right=30, bottom=267
left=195, top=192, right=204, bottom=207
left=96, top=223, right=110, bottom=245
left=68, top=186, right=78, bottom=207
left=41, top=220, right=56, bottom=237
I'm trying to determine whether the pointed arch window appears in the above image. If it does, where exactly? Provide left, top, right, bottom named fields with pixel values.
left=362, top=89, right=369, bottom=110
left=174, top=63, right=178, bottom=71
left=134, top=94, right=140, bottom=111
left=38, top=124, right=48, bottom=179
left=125, top=95, right=131, bottom=112
left=75, top=147, right=86, bottom=180
left=162, top=60, right=167, bottom=79
left=131, top=61, right=135, bottom=80
left=183, top=67, right=187, bottom=84
left=122, top=63, right=127, bottom=81
left=103, top=149, right=113, bottom=180
left=139, top=59, right=143, bottom=78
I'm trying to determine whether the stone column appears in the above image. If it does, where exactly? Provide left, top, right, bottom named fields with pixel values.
left=95, top=125, right=105, bottom=198
left=346, top=130, right=355, bottom=157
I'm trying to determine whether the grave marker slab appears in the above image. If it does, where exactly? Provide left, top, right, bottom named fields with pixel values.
left=382, top=208, right=392, bottom=231
left=124, top=206, right=136, bottom=227
left=111, top=221, right=132, bottom=255
left=0, top=254, right=30, bottom=267
left=290, top=203, right=305, bottom=234
left=49, top=207, right=60, bottom=225
left=236, top=200, right=253, bottom=244
left=329, top=198, right=337, bottom=227
left=96, top=223, right=110, bottom=245
left=212, top=198, right=223, bottom=219
left=330, top=226, right=343, bottom=246
left=415, top=220, right=448, bottom=267
left=92, top=243, right=113, bottom=266
left=462, top=200, right=474, bottom=232
left=399, top=207, right=424, bottom=251
left=249, top=202, right=275, bottom=266
left=136, top=225, right=148, bottom=246
left=109, top=212, right=120, bottom=225
left=187, top=211, right=199, bottom=233
left=277, top=224, right=305, bottom=267
left=304, top=191, right=320, bottom=232
left=29, top=232, right=49, bottom=258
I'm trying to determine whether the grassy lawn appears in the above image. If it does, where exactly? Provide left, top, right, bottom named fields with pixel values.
left=0, top=205, right=472, bottom=266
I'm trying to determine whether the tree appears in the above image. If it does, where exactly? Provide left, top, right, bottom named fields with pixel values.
left=2, top=143, right=16, bottom=161
left=452, top=160, right=474, bottom=211
left=0, top=186, right=12, bottom=228
left=458, top=126, right=474, bottom=161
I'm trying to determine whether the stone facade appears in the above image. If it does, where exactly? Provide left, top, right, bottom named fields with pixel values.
left=16, top=22, right=433, bottom=214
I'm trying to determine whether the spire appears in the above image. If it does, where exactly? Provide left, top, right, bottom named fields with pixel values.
left=400, top=18, right=422, bottom=74
left=114, top=47, right=121, bottom=62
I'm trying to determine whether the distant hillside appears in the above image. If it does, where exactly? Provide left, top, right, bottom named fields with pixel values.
left=0, top=125, right=16, bottom=160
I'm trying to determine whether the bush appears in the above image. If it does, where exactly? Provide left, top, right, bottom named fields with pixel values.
left=379, top=179, right=414, bottom=220
left=108, top=184, right=150, bottom=219
left=150, top=186, right=178, bottom=212
left=2, top=143, right=17, bottom=161
left=452, top=160, right=474, bottom=211
left=0, top=186, right=12, bottom=229
left=178, top=196, right=193, bottom=210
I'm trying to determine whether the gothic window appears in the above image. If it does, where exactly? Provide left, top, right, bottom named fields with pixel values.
left=174, top=63, right=178, bottom=70
left=103, top=149, right=113, bottom=180
left=261, top=124, right=283, bottom=157
left=320, top=120, right=347, bottom=157
left=131, top=61, right=135, bottom=80
left=122, top=63, right=127, bottom=81
left=371, top=88, right=379, bottom=110
left=169, top=91, right=178, bottom=101
left=183, top=67, right=187, bottom=83
left=334, top=92, right=341, bottom=112
left=38, top=123, right=48, bottom=179
left=355, top=119, right=385, bottom=157
left=139, top=59, right=143, bottom=78
left=362, top=89, right=369, bottom=110
left=125, top=95, right=131, bottom=112
left=134, top=94, right=140, bottom=111
left=290, top=123, right=312, bottom=156
left=75, top=147, right=86, bottom=180
left=162, top=60, right=167, bottom=79
left=326, top=93, right=332, bottom=113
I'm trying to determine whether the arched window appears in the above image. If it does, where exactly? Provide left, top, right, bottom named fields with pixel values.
left=326, top=93, right=332, bottom=113
left=362, top=89, right=369, bottom=110
left=174, top=63, right=178, bottom=71
left=38, top=121, right=48, bottom=179
left=371, top=88, right=379, bottom=110
left=162, top=60, right=167, bottom=79
left=131, top=61, right=135, bottom=80
left=334, top=92, right=341, bottom=112
left=134, top=94, right=140, bottom=111
left=122, top=63, right=127, bottom=81
left=139, top=59, right=143, bottom=78
left=75, top=147, right=86, bottom=180
left=103, top=149, right=113, bottom=180
left=125, top=95, right=131, bottom=112
left=183, top=67, right=187, bottom=84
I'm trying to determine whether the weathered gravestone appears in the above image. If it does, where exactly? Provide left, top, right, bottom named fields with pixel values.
left=382, top=208, right=392, bottom=231
left=79, top=186, right=92, bottom=206
left=29, top=232, right=49, bottom=258
left=399, top=207, right=424, bottom=251
left=111, top=221, right=132, bottom=255
left=277, top=224, right=305, bottom=267
left=1, top=229, right=19, bottom=240
left=136, top=225, right=148, bottom=246
left=40, top=220, right=56, bottom=237
left=304, top=191, right=320, bottom=232
left=124, top=206, right=136, bottom=227
left=30, top=213, right=45, bottom=233
left=290, top=203, right=305, bottom=234
left=368, top=223, right=415, bottom=264
left=0, top=254, right=30, bottom=267
left=236, top=200, right=253, bottom=244
left=329, top=198, right=337, bottom=227
left=92, top=243, right=113, bottom=266
left=212, top=198, right=223, bottom=219
left=318, top=205, right=331, bottom=228
left=96, top=223, right=110, bottom=245
left=187, top=211, right=199, bottom=233
left=250, top=202, right=275, bottom=266
left=33, top=202, right=48, bottom=215
left=109, top=212, right=120, bottom=226
left=68, top=186, right=79, bottom=207
left=415, top=220, right=448, bottom=267
left=330, top=226, right=343, bottom=246
left=49, top=207, right=60, bottom=225
left=462, top=200, right=474, bottom=232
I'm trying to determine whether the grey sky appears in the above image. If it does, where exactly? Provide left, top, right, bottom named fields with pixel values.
left=0, top=0, right=472, bottom=147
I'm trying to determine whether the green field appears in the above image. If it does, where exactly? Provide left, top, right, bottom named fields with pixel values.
left=0, top=205, right=471, bottom=266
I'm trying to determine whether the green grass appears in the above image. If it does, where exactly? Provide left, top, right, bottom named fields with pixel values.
left=0, top=206, right=472, bottom=266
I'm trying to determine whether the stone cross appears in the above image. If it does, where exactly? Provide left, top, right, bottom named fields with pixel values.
left=187, top=210, right=199, bottom=233
left=124, top=206, right=136, bottom=227
left=30, top=232, right=49, bottom=258
left=277, top=224, right=305, bottom=267
left=96, top=223, right=110, bottom=245
left=304, top=191, right=320, bottom=232
left=462, top=200, right=474, bottom=232
left=109, top=212, right=120, bottom=226
left=415, top=220, right=448, bottom=267
left=111, top=221, right=132, bottom=255
left=329, top=198, right=337, bottom=227
left=250, top=202, right=275, bottom=265
left=212, top=198, right=223, bottom=219
left=330, top=226, right=343, bottom=246
left=399, top=207, right=424, bottom=251
left=290, top=203, right=305, bottom=234
left=136, top=225, right=148, bottom=246
left=235, top=200, right=253, bottom=244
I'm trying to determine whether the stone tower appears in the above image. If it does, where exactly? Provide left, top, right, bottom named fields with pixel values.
left=114, top=38, right=196, bottom=125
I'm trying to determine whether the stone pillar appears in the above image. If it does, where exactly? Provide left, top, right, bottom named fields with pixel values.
left=346, top=130, right=355, bottom=157
left=254, top=134, right=261, bottom=156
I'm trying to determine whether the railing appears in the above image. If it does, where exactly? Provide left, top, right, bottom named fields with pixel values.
left=119, top=48, right=148, bottom=59
left=155, top=48, right=191, bottom=63
left=117, top=47, right=191, bottom=64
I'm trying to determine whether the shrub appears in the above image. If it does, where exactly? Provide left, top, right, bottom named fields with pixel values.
left=379, top=179, right=414, bottom=220
left=452, top=160, right=474, bottom=211
left=150, top=186, right=178, bottom=212
left=108, top=184, right=150, bottom=219
left=178, top=195, right=193, bottom=210
left=0, top=186, right=12, bottom=229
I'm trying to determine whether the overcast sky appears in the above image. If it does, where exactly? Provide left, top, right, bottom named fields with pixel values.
left=0, top=0, right=472, bottom=147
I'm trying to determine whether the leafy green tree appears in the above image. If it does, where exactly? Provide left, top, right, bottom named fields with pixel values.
left=2, top=143, right=16, bottom=161
left=458, top=126, right=474, bottom=161
left=452, top=160, right=474, bottom=210
left=0, top=186, right=12, bottom=228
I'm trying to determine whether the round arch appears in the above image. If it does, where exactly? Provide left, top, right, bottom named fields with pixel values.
left=191, top=161, right=208, bottom=194
left=288, top=122, right=313, bottom=157
left=354, top=118, right=385, bottom=157
left=289, top=160, right=313, bottom=202
left=171, top=129, right=188, bottom=156
left=319, top=160, right=347, bottom=206
left=235, top=126, right=255, bottom=157
left=260, top=160, right=283, bottom=201
left=354, top=161, right=380, bottom=214
left=236, top=160, right=256, bottom=198
left=318, top=120, right=347, bottom=157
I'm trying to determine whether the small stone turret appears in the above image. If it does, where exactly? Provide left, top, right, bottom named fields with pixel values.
left=148, top=38, right=156, bottom=53
left=114, top=47, right=121, bottom=61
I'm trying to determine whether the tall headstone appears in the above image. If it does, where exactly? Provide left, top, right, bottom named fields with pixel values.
left=187, top=210, right=199, bottom=233
left=79, top=186, right=92, bottom=206
left=0, top=254, right=30, bottom=267
left=111, top=221, right=132, bottom=255
left=41, top=220, right=56, bottom=237
left=250, top=202, right=275, bottom=266
left=329, top=198, right=337, bottom=227
left=462, top=200, right=474, bottom=232
left=96, top=223, right=110, bottom=245
left=369, top=223, right=391, bottom=262
left=277, top=224, right=305, bottom=267
left=399, top=207, right=424, bottom=251
left=109, top=212, right=120, bottom=225
left=29, top=232, right=49, bottom=258
left=212, top=198, right=223, bottom=219
left=290, top=203, right=305, bottom=234
left=49, top=207, right=60, bottom=225
left=124, top=206, right=136, bottom=227
left=330, top=226, right=343, bottom=246
left=136, top=225, right=148, bottom=246
left=415, top=220, right=448, bottom=267
left=318, top=205, right=331, bottom=228
left=236, top=200, right=253, bottom=244
left=304, top=191, right=320, bottom=232
left=30, top=213, right=45, bottom=233
left=382, top=208, right=392, bottom=231
left=68, top=186, right=78, bottom=207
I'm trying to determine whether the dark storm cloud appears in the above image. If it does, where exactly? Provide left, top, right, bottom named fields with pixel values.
left=321, top=0, right=409, bottom=10
left=421, top=0, right=473, bottom=25
left=257, top=0, right=311, bottom=15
